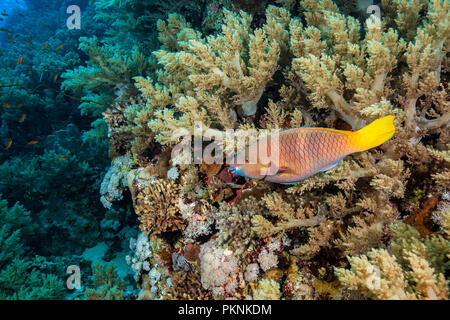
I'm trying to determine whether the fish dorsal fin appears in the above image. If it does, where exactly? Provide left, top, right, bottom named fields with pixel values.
left=277, top=126, right=350, bottom=135
left=320, top=159, right=342, bottom=173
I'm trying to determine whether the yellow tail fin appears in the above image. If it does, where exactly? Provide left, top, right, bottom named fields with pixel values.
left=349, top=116, right=395, bottom=152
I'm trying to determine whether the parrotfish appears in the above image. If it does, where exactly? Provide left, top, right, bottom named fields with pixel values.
left=230, top=116, right=395, bottom=184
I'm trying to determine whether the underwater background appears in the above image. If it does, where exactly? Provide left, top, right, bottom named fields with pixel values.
left=0, top=0, right=448, bottom=300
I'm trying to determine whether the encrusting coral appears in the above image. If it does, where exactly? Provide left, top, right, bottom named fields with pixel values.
left=100, top=154, right=133, bottom=209
left=93, top=0, right=450, bottom=300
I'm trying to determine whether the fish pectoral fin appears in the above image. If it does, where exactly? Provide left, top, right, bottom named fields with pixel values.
left=277, top=166, right=290, bottom=173
left=320, top=159, right=342, bottom=173
left=266, top=161, right=289, bottom=176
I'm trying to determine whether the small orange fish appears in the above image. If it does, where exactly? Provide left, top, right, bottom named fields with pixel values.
left=3, top=102, right=11, bottom=108
left=7, top=41, right=14, bottom=44
left=42, top=43, right=48, bottom=50
left=16, top=104, right=23, bottom=109
left=5, top=140, right=12, bottom=150
left=58, top=156, right=67, bottom=161
left=55, top=44, right=64, bottom=50
left=17, top=56, right=23, bottom=65
left=27, top=140, right=39, bottom=145
left=24, top=41, right=32, bottom=45
left=53, top=74, right=58, bottom=82
left=7, top=33, right=12, bottom=39
left=18, top=114, right=26, bottom=123
left=230, top=116, right=396, bottom=184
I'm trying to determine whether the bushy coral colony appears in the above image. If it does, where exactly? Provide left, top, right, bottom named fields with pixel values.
left=0, top=0, right=448, bottom=300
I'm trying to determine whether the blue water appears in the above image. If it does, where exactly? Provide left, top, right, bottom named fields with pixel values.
left=0, top=0, right=125, bottom=300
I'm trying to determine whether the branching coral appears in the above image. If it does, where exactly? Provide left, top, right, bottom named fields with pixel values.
left=212, top=198, right=261, bottom=255
left=85, top=263, right=125, bottom=300
left=164, top=270, right=213, bottom=300
left=252, top=191, right=324, bottom=239
left=177, top=9, right=280, bottom=116
left=135, top=178, right=186, bottom=236
left=335, top=219, right=449, bottom=300
left=131, top=6, right=285, bottom=151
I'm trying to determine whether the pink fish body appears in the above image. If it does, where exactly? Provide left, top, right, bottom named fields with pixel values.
left=230, top=116, right=395, bottom=184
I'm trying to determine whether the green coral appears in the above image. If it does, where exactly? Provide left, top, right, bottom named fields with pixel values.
left=407, top=189, right=427, bottom=205
left=0, top=196, right=64, bottom=299
left=0, top=197, right=33, bottom=265
left=0, top=258, right=65, bottom=300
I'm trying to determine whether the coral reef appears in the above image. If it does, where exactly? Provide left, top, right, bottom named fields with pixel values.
left=1, top=0, right=448, bottom=301
left=101, top=0, right=448, bottom=300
